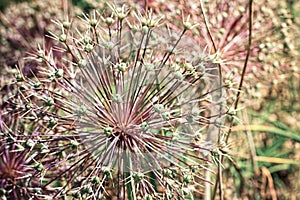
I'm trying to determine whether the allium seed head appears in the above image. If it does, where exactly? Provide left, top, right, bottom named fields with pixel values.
left=11, top=3, right=225, bottom=198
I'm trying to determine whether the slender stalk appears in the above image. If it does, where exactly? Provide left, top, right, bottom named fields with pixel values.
left=212, top=0, right=254, bottom=199
left=199, top=0, right=225, bottom=199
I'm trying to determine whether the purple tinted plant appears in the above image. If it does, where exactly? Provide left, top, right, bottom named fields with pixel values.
left=0, top=117, right=53, bottom=199
left=0, top=0, right=82, bottom=68
left=13, top=3, right=227, bottom=199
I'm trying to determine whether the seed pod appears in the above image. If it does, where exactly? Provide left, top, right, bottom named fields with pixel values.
left=183, top=174, right=192, bottom=184
left=55, top=68, right=64, bottom=78
left=34, top=82, right=41, bottom=89
left=141, top=122, right=149, bottom=131
left=90, top=19, right=98, bottom=27
left=44, top=97, right=54, bottom=106
left=104, top=17, right=115, bottom=26
left=48, top=117, right=57, bottom=128
left=70, top=140, right=79, bottom=149
left=101, top=166, right=111, bottom=176
left=133, top=172, right=144, bottom=182
left=16, top=74, right=23, bottom=82
left=117, top=62, right=127, bottom=72
left=78, top=59, right=87, bottom=68
left=162, top=112, right=170, bottom=120
left=34, top=163, right=44, bottom=172
left=25, top=139, right=35, bottom=148
left=81, top=185, right=93, bottom=194
left=84, top=44, right=94, bottom=52
left=104, top=127, right=113, bottom=136
left=63, top=21, right=71, bottom=29
left=91, top=176, right=100, bottom=184
left=59, top=34, right=67, bottom=42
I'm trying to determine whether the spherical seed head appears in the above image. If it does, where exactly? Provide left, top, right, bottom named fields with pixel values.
left=78, top=59, right=87, bottom=68
left=90, top=19, right=98, bottom=27
left=83, top=36, right=92, bottom=44
left=141, top=122, right=149, bottom=131
left=91, top=176, right=100, bottom=184
left=84, top=44, right=93, bottom=52
left=16, top=74, right=23, bottom=82
left=34, top=82, right=41, bottom=89
left=55, top=68, right=64, bottom=78
left=0, top=188, right=6, bottom=196
left=25, top=139, right=35, bottom=148
left=44, top=97, right=54, bottom=106
left=104, top=17, right=115, bottom=26
left=63, top=21, right=71, bottom=29
left=37, top=50, right=44, bottom=57
left=34, top=163, right=43, bottom=172
left=104, top=127, right=113, bottom=136
left=117, top=62, right=127, bottom=72
left=183, top=174, right=192, bottom=184
left=48, top=117, right=57, bottom=128
left=59, top=33, right=67, bottom=42
left=16, top=3, right=225, bottom=198
left=174, top=71, right=184, bottom=80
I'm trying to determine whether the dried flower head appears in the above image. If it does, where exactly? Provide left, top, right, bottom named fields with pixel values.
left=0, top=115, right=55, bottom=199
left=11, top=3, right=227, bottom=199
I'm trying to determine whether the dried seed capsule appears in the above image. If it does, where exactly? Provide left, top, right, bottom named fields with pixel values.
left=25, top=139, right=35, bottom=148
left=104, top=127, right=113, bottom=136
left=133, top=172, right=144, bottom=182
left=104, top=17, right=115, bottom=26
left=102, top=166, right=111, bottom=176
left=34, top=82, right=41, bottom=89
left=183, top=174, right=192, bottom=184
left=70, top=140, right=79, bottom=149
left=90, top=19, right=98, bottom=27
left=34, top=163, right=44, bottom=172
left=141, top=122, right=149, bottom=132
left=91, top=176, right=100, bottom=184
left=48, top=117, right=57, bottom=128
left=16, top=74, right=23, bottom=82
left=55, top=68, right=64, bottom=78
left=63, top=21, right=71, bottom=29
left=59, top=33, right=67, bottom=42
left=84, top=44, right=94, bottom=52
left=78, top=59, right=87, bottom=68
left=117, top=62, right=127, bottom=72
left=44, top=97, right=54, bottom=106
